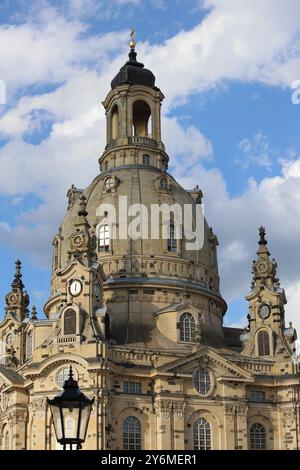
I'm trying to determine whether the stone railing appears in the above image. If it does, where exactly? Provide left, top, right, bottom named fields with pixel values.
left=128, top=136, right=158, bottom=148
left=54, top=335, right=79, bottom=345
left=105, top=136, right=158, bottom=151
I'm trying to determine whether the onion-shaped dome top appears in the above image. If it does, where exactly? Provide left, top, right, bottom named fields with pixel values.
left=111, top=47, right=156, bottom=90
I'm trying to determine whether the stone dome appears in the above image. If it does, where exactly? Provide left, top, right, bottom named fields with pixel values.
left=111, top=48, right=156, bottom=90
left=49, top=45, right=227, bottom=347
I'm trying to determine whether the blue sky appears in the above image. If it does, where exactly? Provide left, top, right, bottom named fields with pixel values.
left=0, top=0, right=300, bottom=331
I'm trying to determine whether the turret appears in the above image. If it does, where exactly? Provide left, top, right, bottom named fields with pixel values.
left=241, top=227, right=296, bottom=358
left=5, top=260, right=29, bottom=323
left=99, top=31, right=168, bottom=172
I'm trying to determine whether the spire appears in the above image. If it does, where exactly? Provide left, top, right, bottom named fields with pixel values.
left=5, top=259, right=30, bottom=322
left=31, top=305, right=38, bottom=320
left=251, top=226, right=279, bottom=291
left=258, top=226, right=267, bottom=245
left=68, top=194, right=97, bottom=266
left=11, top=259, right=24, bottom=290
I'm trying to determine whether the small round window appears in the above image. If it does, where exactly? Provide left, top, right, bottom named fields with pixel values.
left=56, top=367, right=77, bottom=388
left=194, top=368, right=212, bottom=396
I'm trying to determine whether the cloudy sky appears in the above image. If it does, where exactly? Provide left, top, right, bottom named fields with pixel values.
left=0, top=0, right=300, bottom=334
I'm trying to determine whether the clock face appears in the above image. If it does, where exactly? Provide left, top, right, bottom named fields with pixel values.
left=259, top=304, right=270, bottom=320
left=73, top=234, right=83, bottom=247
left=257, top=262, right=267, bottom=273
left=8, top=294, right=17, bottom=305
left=6, top=333, right=15, bottom=347
left=69, top=280, right=82, bottom=297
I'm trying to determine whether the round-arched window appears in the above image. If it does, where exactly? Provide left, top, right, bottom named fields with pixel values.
left=56, top=367, right=78, bottom=389
left=123, top=416, right=141, bottom=450
left=193, top=417, right=211, bottom=450
left=250, top=423, right=266, bottom=450
left=194, top=368, right=212, bottom=396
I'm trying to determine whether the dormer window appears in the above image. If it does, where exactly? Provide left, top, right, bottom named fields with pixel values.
left=179, top=313, right=195, bottom=342
left=160, top=177, right=168, bottom=190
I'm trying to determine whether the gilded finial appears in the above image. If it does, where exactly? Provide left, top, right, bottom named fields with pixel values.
left=130, top=29, right=136, bottom=49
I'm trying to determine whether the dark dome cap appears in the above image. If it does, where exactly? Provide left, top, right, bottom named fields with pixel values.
left=111, top=48, right=156, bottom=90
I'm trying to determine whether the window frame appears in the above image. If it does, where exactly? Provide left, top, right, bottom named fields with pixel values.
left=257, top=330, right=271, bottom=356
left=193, top=417, right=212, bottom=450
left=167, top=222, right=177, bottom=253
left=123, top=381, right=142, bottom=395
left=250, top=423, right=267, bottom=450
left=193, top=368, right=213, bottom=396
left=179, top=312, right=196, bottom=342
left=123, top=416, right=141, bottom=450
left=98, top=224, right=110, bottom=253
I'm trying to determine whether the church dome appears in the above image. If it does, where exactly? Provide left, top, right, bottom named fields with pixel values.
left=49, top=40, right=227, bottom=346
left=111, top=50, right=155, bottom=89
left=111, top=48, right=156, bottom=90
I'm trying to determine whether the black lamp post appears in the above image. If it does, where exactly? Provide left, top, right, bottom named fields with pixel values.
left=47, top=366, right=94, bottom=450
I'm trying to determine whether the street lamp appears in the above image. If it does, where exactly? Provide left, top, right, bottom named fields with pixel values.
left=47, top=366, right=94, bottom=450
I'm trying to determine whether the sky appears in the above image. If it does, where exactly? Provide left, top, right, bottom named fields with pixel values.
left=0, top=0, right=300, bottom=336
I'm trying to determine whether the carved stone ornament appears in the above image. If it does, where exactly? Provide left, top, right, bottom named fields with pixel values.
left=282, top=407, right=296, bottom=424
left=154, top=400, right=173, bottom=419
left=173, top=401, right=186, bottom=420
left=224, top=403, right=248, bottom=423
left=32, top=397, right=47, bottom=418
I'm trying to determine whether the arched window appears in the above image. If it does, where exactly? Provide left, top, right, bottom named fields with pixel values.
left=123, top=416, right=141, bottom=450
left=99, top=224, right=110, bottom=252
left=167, top=223, right=177, bottom=253
left=133, top=100, right=151, bottom=137
left=142, top=154, right=150, bottom=165
left=64, top=308, right=77, bottom=335
left=194, top=368, right=212, bottom=395
left=4, top=428, right=10, bottom=450
left=104, top=161, right=109, bottom=171
left=111, top=104, right=119, bottom=140
left=193, top=418, right=211, bottom=450
left=257, top=330, right=270, bottom=356
left=250, top=423, right=266, bottom=450
left=56, top=367, right=78, bottom=388
left=26, top=331, right=33, bottom=359
left=180, top=313, right=195, bottom=342
left=160, top=177, right=168, bottom=190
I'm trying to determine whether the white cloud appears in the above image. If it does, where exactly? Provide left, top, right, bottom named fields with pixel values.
left=236, top=133, right=274, bottom=171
